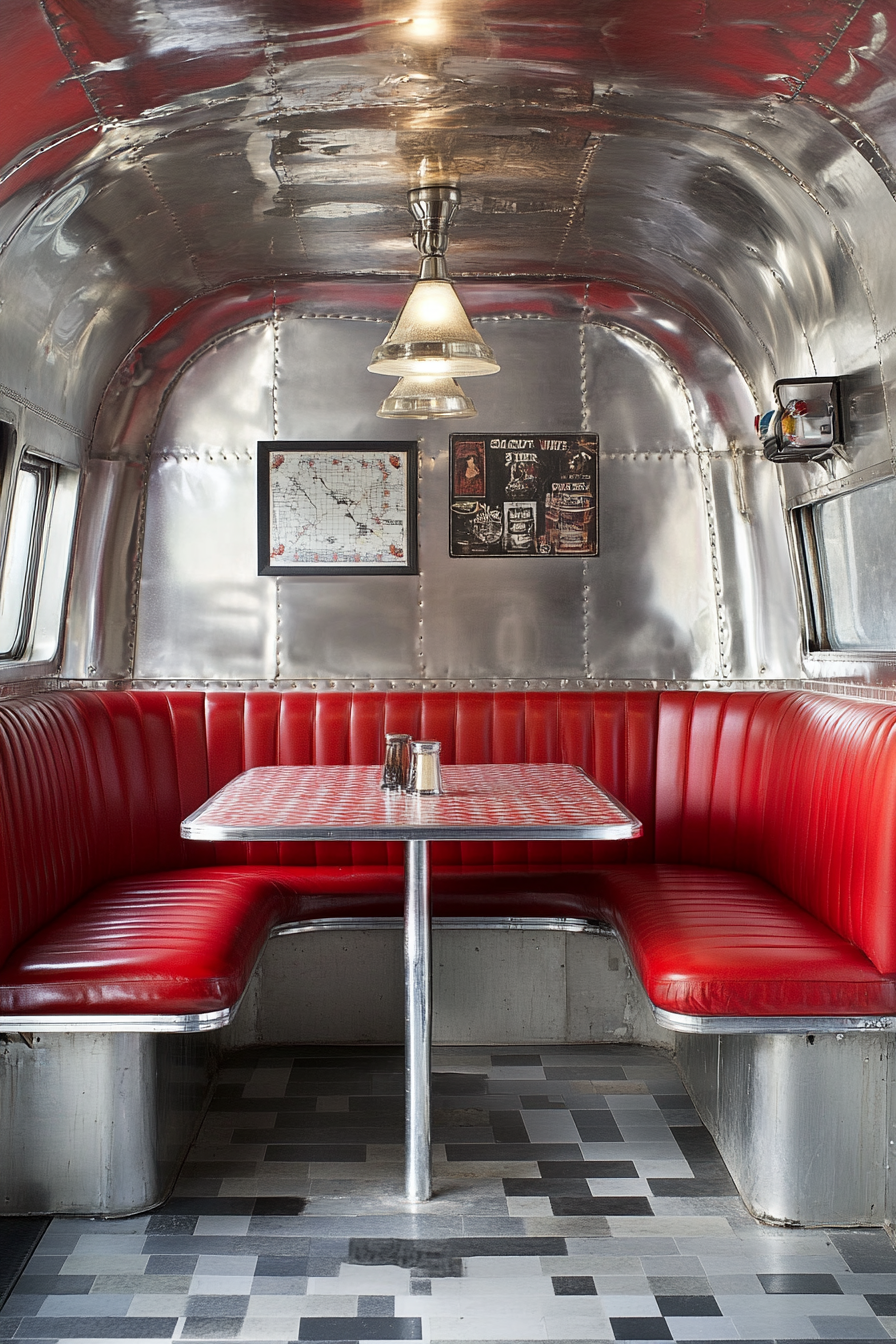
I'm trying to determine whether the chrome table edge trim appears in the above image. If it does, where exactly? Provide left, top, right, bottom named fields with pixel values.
left=181, top=821, right=639, bottom=842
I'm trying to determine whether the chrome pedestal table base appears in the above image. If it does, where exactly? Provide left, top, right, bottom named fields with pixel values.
left=404, top=838, right=432, bottom=1201
left=182, top=761, right=641, bottom=1202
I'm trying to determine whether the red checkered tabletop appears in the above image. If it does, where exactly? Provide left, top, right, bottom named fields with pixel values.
left=182, top=763, right=641, bottom=842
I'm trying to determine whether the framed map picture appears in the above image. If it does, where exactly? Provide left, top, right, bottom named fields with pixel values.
left=257, top=441, right=418, bottom=576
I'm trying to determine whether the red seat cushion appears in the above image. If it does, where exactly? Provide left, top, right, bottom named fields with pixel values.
left=0, top=868, right=291, bottom=1017
left=592, top=865, right=896, bottom=1018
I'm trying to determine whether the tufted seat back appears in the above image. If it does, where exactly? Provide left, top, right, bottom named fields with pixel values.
left=3, top=687, right=896, bottom=973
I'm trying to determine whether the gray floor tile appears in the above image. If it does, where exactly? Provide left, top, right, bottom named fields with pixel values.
left=9, top=1045, right=896, bottom=1344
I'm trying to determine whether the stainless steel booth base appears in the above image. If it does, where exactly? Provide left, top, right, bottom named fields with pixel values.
left=675, top=1031, right=891, bottom=1228
left=0, top=1030, right=217, bottom=1216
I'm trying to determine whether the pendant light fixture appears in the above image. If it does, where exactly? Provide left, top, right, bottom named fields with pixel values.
left=370, top=185, right=498, bottom=418
left=376, top=374, right=476, bottom=419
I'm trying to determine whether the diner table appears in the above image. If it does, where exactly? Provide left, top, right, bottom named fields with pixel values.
left=182, top=762, right=641, bottom=1201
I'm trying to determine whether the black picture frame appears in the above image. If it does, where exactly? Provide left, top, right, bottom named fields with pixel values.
left=449, top=432, right=599, bottom=557
left=257, top=441, right=418, bottom=576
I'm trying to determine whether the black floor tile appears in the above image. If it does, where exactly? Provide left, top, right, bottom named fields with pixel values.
left=610, top=1318, right=673, bottom=1340
left=544, top=1066, right=627, bottom=1079
left=347, top=1237, right=565, bottom=1276
left=668, top=1128, right=726, bottom=1160
left=444, top=1143, right=582, bottom=1161
left=263, top=1144, right=368, bottom=1162
left=180, top=1319, right=243, bottom=1339
left=758, top=1272, right=844, bottom=1294
left=865, top=1294, right=896, bottom=1315
left=0, top=1220, right=50, bottom=1311
left=655, top=1295, right=722, bottom=1316
left=17, top=1260, right=65, bottom=1279
left=831, top=1230, right=896, bottom=1273
left=539, top=1160, right=638, bottom=1178
left=551, top=1275, right=597, bottom=1295
left=648, top=1176, right=738, bottom=1197
left=245, top=1128, right=402, bottom=1145
left=145, top=1213, right=200, bottom=1235
left=14, top=1320, right=178, bottom=1338
left=489, top=1112, right=530, bottom=1143
left=273, top=1112, right=395, bottom=1129
left=432, top=1075, right=487, bottom=1095
left=211, top=1083, right=245, bottom=1098
left=299, top=1319, right=422, bottom=1340
left=550, top=1195, right=652, bottom=1217
left=145, top=1254, right=201, bottom=1274
left=571, top=1114, right=624, bottom=1141
left=157, top=1197, right=255, bottom=1215
left=491, top=1054, right=542, bottom=1065
left=349, top=1096, right=405, bottom=1113
left=208, top=1094, right=317, bottom=1113
left=5, top=1277, right=93, bottom=1297
left=503, top=1178, right=591, bottom=1196
left=520, top=1095, right=567, bottom=1109
left=184, top=1296, right=251, bottom=1316
left=179, top=1160, right=258, bottom=1176
left=1, top=1293, right=49, bottom=1315
left=255, top=1256, right=310, bottom=1277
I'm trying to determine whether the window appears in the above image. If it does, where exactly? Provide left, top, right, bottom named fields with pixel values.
left=795, top=474, right=896, bottom=652
left=0, top=450, right=54, bottom=660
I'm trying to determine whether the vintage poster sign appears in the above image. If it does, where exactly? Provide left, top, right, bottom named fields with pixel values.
left=257, top=441, right=418, bottom=575
left=449, top=433, right=598, bottom=557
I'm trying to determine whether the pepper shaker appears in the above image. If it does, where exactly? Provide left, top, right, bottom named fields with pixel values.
left=380, top=733, right=412, bottom=791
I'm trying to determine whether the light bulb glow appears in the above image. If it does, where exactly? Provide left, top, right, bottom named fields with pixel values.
left=411, top=14, right=442, bottom=37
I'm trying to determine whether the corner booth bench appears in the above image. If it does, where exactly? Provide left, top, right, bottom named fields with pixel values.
left=2, top=687, right=896, bottom=1224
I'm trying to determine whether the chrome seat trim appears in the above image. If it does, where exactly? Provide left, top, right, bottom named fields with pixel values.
left=0, top=1005, right=238, bottom=1033
left=653, top=1007, right=896, bottom=1034
left=271, top=915, right=615, bottom=937
left=0, top=917, right=614, bottom=1033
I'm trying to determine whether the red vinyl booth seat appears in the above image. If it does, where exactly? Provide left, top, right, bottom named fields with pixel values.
left=2, top=687, right=896, bottom=1022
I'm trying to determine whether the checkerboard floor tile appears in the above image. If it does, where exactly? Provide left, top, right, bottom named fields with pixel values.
left=3, top=1045, right=896, bottom=1343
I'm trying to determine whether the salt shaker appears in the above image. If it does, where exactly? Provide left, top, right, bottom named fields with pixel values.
left=405, top=740, right=445, bottom=796
left=380, top=733, right=412, bottom=791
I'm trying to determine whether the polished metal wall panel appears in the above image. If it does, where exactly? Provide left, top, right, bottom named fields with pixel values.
left=4, top=3, right=896, bottom=690
left=419, top=318, right=588, bottom=682
left=131, top=308, right=806, bottom=684
left=273, top=315, right=394, bottom=442
left=582, top=324, right=720, bottom=681
left=677, top=1031, right=889, bottom=1227
left=62, top=458, right=145, bottom=680
left=708, top=452, right=802, bottom=680
left=134, top=325, right=278, bottom=681
left=0, top=158, right=199, bottom=448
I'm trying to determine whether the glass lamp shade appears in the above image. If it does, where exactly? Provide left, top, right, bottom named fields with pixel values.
left=368, top=280, right=499, bottom=377
left=376, top=375, right=476, bottom=419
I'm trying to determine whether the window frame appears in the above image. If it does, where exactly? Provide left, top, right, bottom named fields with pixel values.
left=0, top=448, right=56, bottom=662
left=792, top=473, right=896, bottom=655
